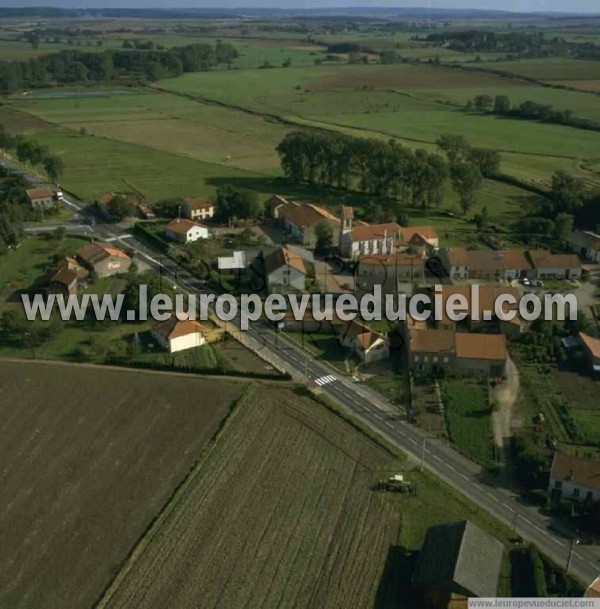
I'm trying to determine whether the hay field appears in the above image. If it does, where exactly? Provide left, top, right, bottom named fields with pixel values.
left=99, top=385, right=400, bottom=609
left=0, top=361, right=244, bottom=609
left=16, top=91, right=290, bottom=174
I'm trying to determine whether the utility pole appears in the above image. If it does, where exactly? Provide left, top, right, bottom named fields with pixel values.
left=566, top=539, right=580, bottom=575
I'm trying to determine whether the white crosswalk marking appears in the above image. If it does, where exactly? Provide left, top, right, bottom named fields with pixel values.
left=105, top=234, right=133, bottom=242
left=314, top=375, right=337, bottom=387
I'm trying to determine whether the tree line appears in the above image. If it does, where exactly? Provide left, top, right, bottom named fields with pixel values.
left=467, top=94, right=600, bottom=134
left=0, top=126, right=63, bottom=182
left=0, top=40, right=238, bottom=92
left=277, top=130, right=500, bottom=214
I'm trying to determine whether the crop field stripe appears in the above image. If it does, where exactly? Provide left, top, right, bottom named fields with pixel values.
left=95, top=383, right=259, bottom=608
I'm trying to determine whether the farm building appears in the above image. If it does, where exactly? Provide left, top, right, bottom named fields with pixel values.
left=548, top=452, right=600, bottom=504
left=278, top=201, right=340, bottom=248
left=46, top=257, right=89, bottom=296
left=408, top=328, right=507, bottom=377
left=569, top=229, right=600, bottom=263
left=26, top=186, right=55, bottom=211
left=165, top=218, right=209, bottom=244
left=151, top=316, right=207, bottom=354
left=263, top=246, right=307, bottom=292
left=77, top=243, right=131, bottom=278
left=182, top=197, right=215, bottom=221
left=412, top=520, right=503, bottom=608
left=355, top=254, right=424, bottom=287
left=439, top=247, right=582, bottom=281
left=264, top=194, right=291, bottom=219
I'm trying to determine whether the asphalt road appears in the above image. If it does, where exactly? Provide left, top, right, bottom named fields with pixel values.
left=7, top=159, right=599, bottom=585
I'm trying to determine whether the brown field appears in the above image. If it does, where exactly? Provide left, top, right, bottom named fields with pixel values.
left=0, top=104, right=50, bottom=132
left=0, top=360, right=244, bottom=609
left=555, top=80, right=600, bottom=92
left=99, top=385, right=399, bottom=609
left=308, top=63, right=522, bottom=91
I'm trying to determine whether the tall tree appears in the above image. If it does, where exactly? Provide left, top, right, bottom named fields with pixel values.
left=450, top=162, right=482, bottom=215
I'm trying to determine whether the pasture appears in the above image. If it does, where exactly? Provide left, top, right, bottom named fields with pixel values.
left=484, top=58, right=600, bottom=82
left=0, top=360, right=243, bottom=609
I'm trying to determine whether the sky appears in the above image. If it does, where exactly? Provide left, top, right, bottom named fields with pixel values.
left=1, top=0, right=598, bottom=13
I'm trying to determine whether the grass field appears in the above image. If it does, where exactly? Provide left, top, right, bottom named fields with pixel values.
left=443, top=379, right=496, bottom=468
left=0, top=360, right=243, bottom=609
left=16, top=90, right=290, bottom=174
left=481, top=59, right=600, bottom=82
left=98, top=384, right=512, bottom=608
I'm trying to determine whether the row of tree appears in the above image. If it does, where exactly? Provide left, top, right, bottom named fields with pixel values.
left=0, top=126, right=63, bottom=182
left=0, top=40, right=238, bottom=92
left=277, top=131, right=500, bottom=214
left=467, top=94, right=600, bottom=134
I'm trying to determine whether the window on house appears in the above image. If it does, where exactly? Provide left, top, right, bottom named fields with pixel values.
left=554, top=480, right=563, bottom=489
left=586, top=491, right=593, bottom=501
left=573, top=487, right=580, bottom=498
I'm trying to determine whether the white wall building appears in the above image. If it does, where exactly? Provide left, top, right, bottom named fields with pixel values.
left=165, top=219, right=209, bottom=244
left=549, top=452, right=600, bottom=504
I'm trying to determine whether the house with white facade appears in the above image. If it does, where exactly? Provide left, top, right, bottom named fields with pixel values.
left=439, top=247, right=470, bottom=281
left=549, top=452, right=600, bottom=504
left=182, top=197, right=215, bottom=221
left=26, top=186, right=56, bottom=211
left=263, top=246, right=307, bottom=292
left=569, top=229, right=600, bottom=263
left=151, top=316, right=207, bottom=354
left=335, top=320, right=390, bottom=365
left=165, top=218, right=209, bottom=244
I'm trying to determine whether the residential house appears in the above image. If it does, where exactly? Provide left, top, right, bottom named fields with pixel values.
left=439, top=247, right=470, bottom=281
left=399, top=225, right=439, bottom=257
left=137, top=204, right=155, bottom=219
left=26, top=186, right=55, bottom=211
left=151, top=316, right=207, bottom=354
left=95, top=191, right=141, bottom=220
left=412, top=520, right=504, bottom=608
left=278, top=201, right=340, bottom=247
left=439, top=247, right=582, bottom=282
left=182, top=197, right=215, bottom=222
left=548, top=452, right=600, bottom=504
left=165, top=218, right=209, bottom=244
left=428, top=285, right=524, bottom=337
left=579, top=332, right=600, bottom=375
left=408, top=328, right=507, bottom=377
left=264, top=246, right=307, bottom=292
left=527, top=249, right=582, bottom=280
left=335, top=320, right=390, bottom=365
left=356, top=254, right=424, bottom=290
left=569, top=229, right=600, bottom=263
left=77, top=242, right=131, bottom=277
left=265, top=194, right=291, bottom=219
left=47, top=257, right=89, bottom=296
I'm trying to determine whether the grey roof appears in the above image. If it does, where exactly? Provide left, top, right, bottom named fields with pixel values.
left=412, top=520, right=504, bottom=598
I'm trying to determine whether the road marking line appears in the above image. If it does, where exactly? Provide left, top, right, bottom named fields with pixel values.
left=314, top=375, right=337, bottom=387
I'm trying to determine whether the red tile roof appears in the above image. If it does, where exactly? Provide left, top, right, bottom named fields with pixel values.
left=26, top=187, right=53, bottom=200
left=551, top=452, right=600, bottom=492
left=350, top=222, right=401, bottom=242
left=166, top=218, right=205, bottom=236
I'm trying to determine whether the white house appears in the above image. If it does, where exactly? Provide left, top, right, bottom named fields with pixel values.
left=399, top=226, right=439, bottom=257
left=26, top=186, right=55, bottom=210
left=151, top=316, right=207, bottom=354
left=569, top=229, right=600, bottom=263
left=341, top=220, right=401, bottom=258
left=335, top=320, right=390, bottom=365
left=165, top=218, right=209, bottom=244
left=263, top=246, right=307, bottom=292
left=548, top=452, right=600, bottom=504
